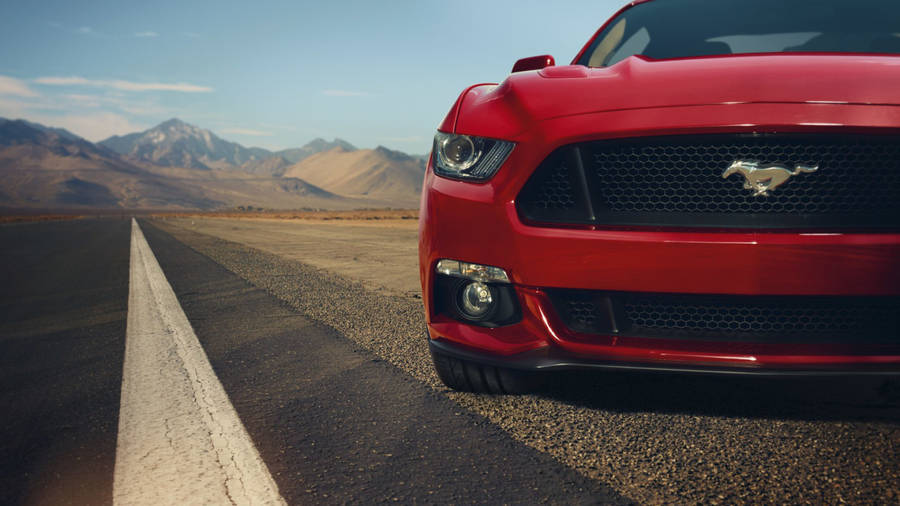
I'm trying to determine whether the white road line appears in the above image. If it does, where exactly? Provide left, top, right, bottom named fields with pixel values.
left=114, top=219, right=285, bottom=506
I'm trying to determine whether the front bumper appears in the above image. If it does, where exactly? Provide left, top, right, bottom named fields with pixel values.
left=419, top=104, right=900, bottom=373
left=420, top=168, right=900, bottom=372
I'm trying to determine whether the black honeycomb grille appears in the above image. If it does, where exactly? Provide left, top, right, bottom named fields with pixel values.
left=530, top=155, right=577, bottom=210
left=517, top=134, right=900, bottom=229
left=593, top=136, right=899, bottom=215
left=624, top=294, right=898, bottom=339
left=565, top=299, right=601, bottom=331
left=548, top=290, right=900, bottom=343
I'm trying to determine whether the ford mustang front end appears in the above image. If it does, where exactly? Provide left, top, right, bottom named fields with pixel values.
left=418, top=0, right=900, bottom=393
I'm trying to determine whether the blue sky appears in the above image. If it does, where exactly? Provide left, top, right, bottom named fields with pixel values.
left=0, top=0, right=622, bottom=153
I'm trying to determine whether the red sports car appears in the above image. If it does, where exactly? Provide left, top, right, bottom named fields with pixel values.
left=418, top=0, right=900, bottom=393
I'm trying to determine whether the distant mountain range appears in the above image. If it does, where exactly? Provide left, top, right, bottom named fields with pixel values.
left=0, top=117, right=426, bottom=210
left=277, top=138, right=357, bottom=164
left=284, top=145, right=424, bottom=204
left=98, top=119, right=369, bottom=177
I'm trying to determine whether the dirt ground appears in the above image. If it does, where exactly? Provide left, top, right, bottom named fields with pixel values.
left=0, top=214, right=83, bottom=224
left=159, top=217, right=420, bottom=298
left=153, top=209, right=418, bottom=221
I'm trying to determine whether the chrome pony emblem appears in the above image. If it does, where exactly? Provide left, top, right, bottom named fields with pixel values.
left=722, top=160, right=819, bottom=197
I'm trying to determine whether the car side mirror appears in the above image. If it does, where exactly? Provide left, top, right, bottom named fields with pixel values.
left=511, top=55, right=555, bottom=73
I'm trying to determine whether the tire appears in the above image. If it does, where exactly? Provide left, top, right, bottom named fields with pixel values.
left=431, top=349, right=540, bottom=394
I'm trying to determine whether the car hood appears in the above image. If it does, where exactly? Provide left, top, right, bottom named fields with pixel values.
left=457, top=54, right=900, bottom=132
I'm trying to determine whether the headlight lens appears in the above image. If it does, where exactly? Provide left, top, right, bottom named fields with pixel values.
left=436, top=259, right=510, bottom=283
left=432, top=131, right=514, bottom=181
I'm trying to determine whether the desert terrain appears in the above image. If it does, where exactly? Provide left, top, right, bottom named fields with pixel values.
left=156, top=212, right=420, bottom=297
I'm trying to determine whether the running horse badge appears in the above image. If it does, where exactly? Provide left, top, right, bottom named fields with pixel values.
left=722, top=161, right=819, bottom=197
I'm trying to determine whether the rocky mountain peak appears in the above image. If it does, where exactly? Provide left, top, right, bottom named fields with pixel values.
left=99, top=118, right=257, bottom=170
left=374, top=145, right=412, bottom=161
left=158, top=117, right=187, bottom=128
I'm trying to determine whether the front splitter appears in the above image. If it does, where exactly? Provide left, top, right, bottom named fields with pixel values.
left=428, top=338, right=900, bottom=377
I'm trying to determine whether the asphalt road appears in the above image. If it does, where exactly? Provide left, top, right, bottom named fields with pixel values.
left=2, top=217, right=898, bottom=504
left=1, top=218, right=619, bottom=505
left=1, top=219, right=128, bottom=505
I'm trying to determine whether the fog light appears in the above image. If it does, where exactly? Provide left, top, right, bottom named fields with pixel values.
left=435, top=274, right=521, bottom=327
left=459, top=281, right=494, bottom=318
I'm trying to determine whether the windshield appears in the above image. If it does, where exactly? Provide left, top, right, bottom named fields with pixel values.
left=579, top=0, right=900, bottom=67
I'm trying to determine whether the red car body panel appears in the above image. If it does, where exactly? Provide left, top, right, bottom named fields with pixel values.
left=421, top=5, right=900, bottom=374
left=446, top=55, right=900, bottom=139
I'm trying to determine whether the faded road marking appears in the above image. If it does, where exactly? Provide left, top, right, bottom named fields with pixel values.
left=114, top=219, right=284, bottom=505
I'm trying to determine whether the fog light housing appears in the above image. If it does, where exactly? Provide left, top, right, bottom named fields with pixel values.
left=434, top=261, right=520, bottom=327
left=458, top=281, right=496, bottom=320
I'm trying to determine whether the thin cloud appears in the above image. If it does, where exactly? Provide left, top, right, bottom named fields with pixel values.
left=221, top=128, right=273, bottom=137
left=322, top=89, right=369, bottom=97
left=134, top=31, right=159, bottom=38
left=49, top=112, right=146, bottom=141
left=47, top=22, right=105, bottom=37
left=35, top=76, right=214, bottom=93
left=62, top=94, right=102, bottom=107
left=0, top=76, right=38, bottom=97
left=117, top=103, right=171, bottom=116
left=259, top=122, right=297, bottom=131
left=0, top=97, right=31, bottom=118
left=61, top=93, right=172, bottom=117
left=0, top=108, right=145, bottom=142
left=184, top=32, right=201, bottom=38
left=74, top=26, right=107, bottom=37
left=0, top=95, right=65, bottom=114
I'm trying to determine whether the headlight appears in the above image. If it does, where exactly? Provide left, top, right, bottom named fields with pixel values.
left=432, top=131, right=514, bottom=181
